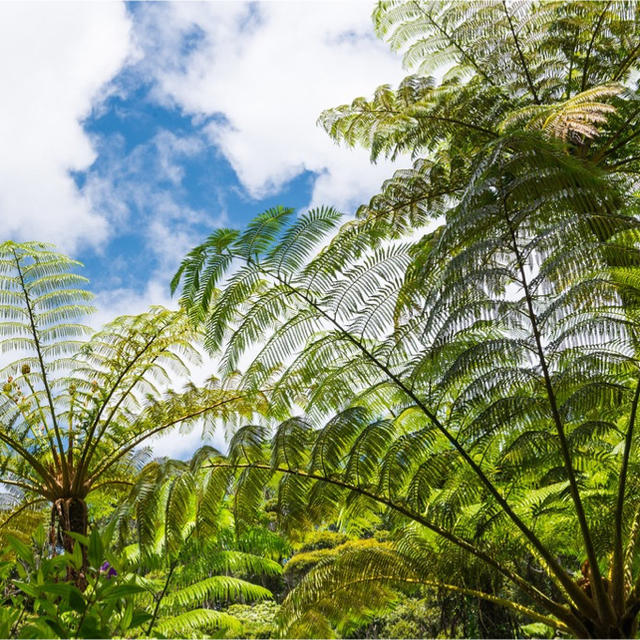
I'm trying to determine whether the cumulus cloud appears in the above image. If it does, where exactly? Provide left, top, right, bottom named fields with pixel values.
left=131, top=1, right=408, bottom=214
left=0, top=2, right=132, bottom=251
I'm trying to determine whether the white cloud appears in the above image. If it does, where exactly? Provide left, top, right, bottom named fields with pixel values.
left=91, top=278, right=176, bottom=330
left=146, top=422, right=228, bottom=460
left=0, top=2, right=132, bottom=252
left=84, top=127, right=228, bottom=333
left=133, top=1, right=408, bottom=214
left=84, top=128, right=221, bottom=268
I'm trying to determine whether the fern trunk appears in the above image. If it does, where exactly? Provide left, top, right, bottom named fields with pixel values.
left=53, top=497, right=89, bottom=588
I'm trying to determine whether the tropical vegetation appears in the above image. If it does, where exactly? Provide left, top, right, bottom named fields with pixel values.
left=4, top=0, right=640, bottom=638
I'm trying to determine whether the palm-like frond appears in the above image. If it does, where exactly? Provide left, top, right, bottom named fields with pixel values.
left=153, top=609, right=241, bottom=637
left=163, top=576, right=271, bottom=609
left=173, top=2, right=640, bottom=636
left=174, top=134, right=640, bottom=635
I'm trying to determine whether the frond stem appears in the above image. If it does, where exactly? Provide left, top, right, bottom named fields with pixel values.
left=602, top=125, right=640, bottom=160
left=409, top=0, right=498, bottom=88
left=594, top=103, right=640, bottom=163
left=23, top=375, right=61, bottom=472
left=501, top=192, right=611, bottom=624
left=0, top=429, right=55, bottom=493
left=90, top=479, right=134, bottom=492
left=613, top=376, right=640, bottom=614
left=87, top=395, right=246, bottom=485
left=79, top=353, right=163, bottom=490
left=1, top=478, right=42, bottom=494
left=254, top=261, right=595, bottom=616
left=501, top=0, right=540, bottom=104
left=74, top=324, right=168, bottom=492
left=146, top=560, right=177, bottom=636
left=302, top=573, right=574, bottom=635
left=12, top=250, right=68, bottom=486
left=581, top=2, right=612, bottom=92
left=613, top=42, right=640, bottom=81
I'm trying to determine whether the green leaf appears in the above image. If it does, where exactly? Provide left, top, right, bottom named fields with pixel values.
left=7, top=536, right=33, bottom=565
left=87, top=528, right=103, bottom=568
left=13, top=581, right=41, bottom=599
left=40, top=583, right=85, bottom=612
left=129, top=611, right=153, bottom=629
left=101, top=583, right=145, bottom=601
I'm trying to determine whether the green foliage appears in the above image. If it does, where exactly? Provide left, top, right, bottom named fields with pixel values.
left=223, top=601, right=280, bottom=639
left=4, top=1, right=640, bottom=639
left=371, top=597, right=439, bottom=639
left=0, top=527, right=149, bottom=638
left=173, top=3, right=640, bottom=637
left=136, top=533, right=279, bottom=639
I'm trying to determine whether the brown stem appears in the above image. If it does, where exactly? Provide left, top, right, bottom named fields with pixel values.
left=613, top=378, right=640, bottom=614
left=500, top=190, right=612, bottom=624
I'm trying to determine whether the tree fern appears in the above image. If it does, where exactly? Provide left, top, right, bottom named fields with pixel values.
left=0, top=242, right=257, bottom=579
left=174, top=138, right=640, bottom=638
left=172, top=2, right=640, bottom=636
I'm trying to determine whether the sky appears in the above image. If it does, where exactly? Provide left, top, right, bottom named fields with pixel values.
left=0, top=1, right=407, bottom=456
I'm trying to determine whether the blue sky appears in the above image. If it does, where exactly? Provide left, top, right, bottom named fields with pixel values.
left=0, top=1, right=406, bottom=315
left=79, top=82, right=315, bottom=295
left=0, top=1, right=407, bottom=455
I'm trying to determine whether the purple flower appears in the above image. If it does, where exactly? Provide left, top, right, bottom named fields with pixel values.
left=100, top=560, right=117, bottom=578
